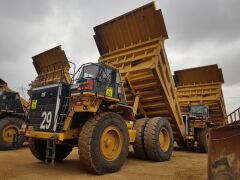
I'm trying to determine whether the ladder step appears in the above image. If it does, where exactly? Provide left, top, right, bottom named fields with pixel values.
left=46, top=155, right=55, bottom=158
left=45, top=137, right=57, bottom=166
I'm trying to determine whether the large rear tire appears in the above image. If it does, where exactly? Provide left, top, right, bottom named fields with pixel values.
left=78, top=112, right=129, bottom=174
left=197, top=127, right=208, bottom=153
left=29, top=138, right=73, bottom=162
left=144, top=117, right=173, bottom=161
left=0, top=117, right=25, bottom=150
left=132, top=118, right=149, bottom=159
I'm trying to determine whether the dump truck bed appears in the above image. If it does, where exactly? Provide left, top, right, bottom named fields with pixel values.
left=94, top=2, right=185, bottom=141
left=31, top=46, right=72, bottom=88
left=174, top=64, right=227, bottom=127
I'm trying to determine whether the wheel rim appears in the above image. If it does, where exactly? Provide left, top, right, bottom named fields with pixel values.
left=2, top=125, right=19, bottom=143
left=100, top=125, right=123, bottom=161
left=159, top=127, right=170, bottom=152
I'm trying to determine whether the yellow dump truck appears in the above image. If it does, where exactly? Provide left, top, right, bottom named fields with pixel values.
left=26, top=2, right=186, bottom=174
left=0, top=79, right=28, bottom=150
left=173, top=65, right=227, bottom=152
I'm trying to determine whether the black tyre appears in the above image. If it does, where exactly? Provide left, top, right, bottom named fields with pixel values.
left=0, top=117, right=25, bottom=150
left=144, top=117, right=173, bottom=161
left=176, top=139, right=187, bottom=147
left=29, top=138, right=73, bottom=162
left=197, top=127, right=208, bottom=153
left=78, top=112, right=129, bottom=174
left=132, top=118, right=149, bottom=159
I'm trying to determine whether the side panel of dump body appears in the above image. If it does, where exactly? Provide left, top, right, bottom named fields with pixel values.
left=174, top=64, right=227, bottom=127
left=31, top=46, right=72, bottom=88
left=94, top=2, right=185, bottom=141
left=208, top=123, right=240, bottom=179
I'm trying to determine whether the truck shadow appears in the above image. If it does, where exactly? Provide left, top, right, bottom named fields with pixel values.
left=33, top=159, right=96, bottom=176
left=173, top=146, right=203, bottom=153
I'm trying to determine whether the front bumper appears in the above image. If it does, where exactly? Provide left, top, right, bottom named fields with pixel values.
left=26, top=128, right=80, bottom=141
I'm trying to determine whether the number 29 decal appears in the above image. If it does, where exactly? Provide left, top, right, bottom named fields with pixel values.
left=40, top=111, right=52, bottom=130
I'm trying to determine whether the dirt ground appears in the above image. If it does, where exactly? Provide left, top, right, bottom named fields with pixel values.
left=0, top=145, right=207, bottom=180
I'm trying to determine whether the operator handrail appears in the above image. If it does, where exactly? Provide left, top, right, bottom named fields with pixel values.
left=225, top=106, right=240, bottom=124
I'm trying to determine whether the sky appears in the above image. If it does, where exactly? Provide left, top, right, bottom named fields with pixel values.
left=0, top=0, right=239, bottom=113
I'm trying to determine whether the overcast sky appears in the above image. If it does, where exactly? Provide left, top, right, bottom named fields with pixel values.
left=0, top=0, right=239, bottom=113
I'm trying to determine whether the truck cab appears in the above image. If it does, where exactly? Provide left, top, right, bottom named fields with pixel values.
left=182, top=104, right=211, bottom=152
left=71, top=63, right=126, bottom=104
left=189, top=104, right=210, bottom=119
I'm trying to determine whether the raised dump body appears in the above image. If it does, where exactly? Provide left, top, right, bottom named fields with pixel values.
left=94, top=2, right=185, bottom=141
left=31, top=46, right=72, bottom=88
left=174, top=64, right=227, bottom=127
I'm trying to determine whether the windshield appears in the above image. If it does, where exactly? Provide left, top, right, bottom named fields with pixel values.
left=79, top=64, right=99, bottom=79
left=190, top=105, right=208, bottom=115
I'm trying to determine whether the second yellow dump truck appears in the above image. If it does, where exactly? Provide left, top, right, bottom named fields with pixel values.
left=174, top=64, right=227, bottom=152
left=0, top=78, right=28, bottom=150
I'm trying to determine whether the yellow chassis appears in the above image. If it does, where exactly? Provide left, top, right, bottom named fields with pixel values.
left=27, top=128, right=136, bottom=143
left=27, top=92, right=136, bottom=143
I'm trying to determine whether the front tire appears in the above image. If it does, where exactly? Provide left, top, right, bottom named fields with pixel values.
left=144, top=117, right=173, bottom=161
left=0, top=117, right=25, bottom=150
left=29, top=138, right=73, bottom=162
left=78, top=112, right=129, bottom=174
left=197, top=127, right=208, bottom=153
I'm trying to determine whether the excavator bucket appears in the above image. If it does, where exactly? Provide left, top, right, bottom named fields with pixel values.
left=174, top=64, right=227, bottom=127
left=208, top=123, right=240, bottom=179
left=31, top=46, right=71, bottom=88
left=208, top=107, right=240, bottom=179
